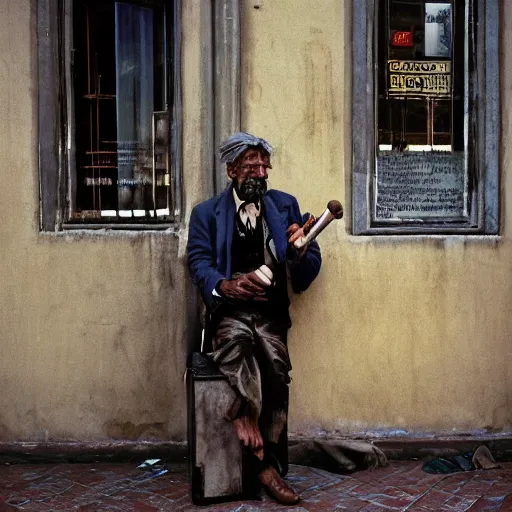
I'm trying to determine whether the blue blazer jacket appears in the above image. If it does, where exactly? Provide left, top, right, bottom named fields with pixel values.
left=187, top=185, right=322, bottom=311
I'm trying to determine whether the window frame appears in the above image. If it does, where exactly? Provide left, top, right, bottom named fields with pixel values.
left=37, top=0, right=184, bottom=230
left=38, top=0, right=184, bottom=230
left=351, top=0, right=500, bottom=235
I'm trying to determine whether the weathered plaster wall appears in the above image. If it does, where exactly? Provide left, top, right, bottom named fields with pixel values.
left=241, top=0, right=512, bottom=433
left=0, top=0, right=212, bottom=441
left=0, top=0, right=511, bottom=443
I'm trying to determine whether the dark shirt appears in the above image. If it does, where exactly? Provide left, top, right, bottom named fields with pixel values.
left=218, top=206, right=290, bottom=325
left=231, top=210, right=266, bottom=276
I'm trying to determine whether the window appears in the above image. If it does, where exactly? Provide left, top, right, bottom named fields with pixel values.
left=352, top=0, right=499, bottom=234
left=73, top=1, right=173, bottom=221
left=38, top=0, right=182, bottom=229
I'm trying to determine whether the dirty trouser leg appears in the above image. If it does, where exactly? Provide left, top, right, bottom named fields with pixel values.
left=254, top=315, right=291, bottom=475
left=208, top=311, right=291, bottom=473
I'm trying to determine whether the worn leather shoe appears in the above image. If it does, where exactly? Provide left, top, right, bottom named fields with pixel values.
left=258, top=466, right=300, bottom=505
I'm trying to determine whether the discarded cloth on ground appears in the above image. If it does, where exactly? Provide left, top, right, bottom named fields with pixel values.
left=288, top=439, right=388, bottom=473
left=422, top=445, right=500, bottom=474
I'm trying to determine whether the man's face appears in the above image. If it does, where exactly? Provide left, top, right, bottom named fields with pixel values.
left=227, top=148, right=272, bottom=202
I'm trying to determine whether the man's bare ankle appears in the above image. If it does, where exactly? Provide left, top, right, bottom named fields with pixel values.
left=258, top=465, right=277, bottom=484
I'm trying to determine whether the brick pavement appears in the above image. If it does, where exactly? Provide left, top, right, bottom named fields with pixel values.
left=0, top=461, right=511, bottom=511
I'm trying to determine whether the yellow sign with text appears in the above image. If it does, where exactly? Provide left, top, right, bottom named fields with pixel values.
left=388, top=60, right=451, bottom=97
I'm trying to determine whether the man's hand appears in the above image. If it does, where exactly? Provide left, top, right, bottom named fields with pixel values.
left=218, top=271, right=271, bottom=301
left=286, top=224, right=308, bottom=260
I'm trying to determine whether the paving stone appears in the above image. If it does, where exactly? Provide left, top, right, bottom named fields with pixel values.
left=0, top=461, right=510, bottom=511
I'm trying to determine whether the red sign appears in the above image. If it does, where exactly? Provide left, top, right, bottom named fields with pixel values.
left=392, top=31, right=413, bottom=47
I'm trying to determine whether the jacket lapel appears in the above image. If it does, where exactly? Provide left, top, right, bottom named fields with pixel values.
left=263, top=193, right=288, bottom=262
left=215, top=186, right=236, bottom=277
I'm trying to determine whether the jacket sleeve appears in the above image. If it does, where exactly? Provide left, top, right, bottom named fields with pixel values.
left=186, top=204, right=226, bottom=310
left=287, top=197, right=322, bottom=293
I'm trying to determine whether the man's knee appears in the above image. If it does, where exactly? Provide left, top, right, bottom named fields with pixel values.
left=212, top=314, right=254, bottom=350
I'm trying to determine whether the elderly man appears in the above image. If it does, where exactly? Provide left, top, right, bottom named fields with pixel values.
left=187, top=133, right=321, bottom=505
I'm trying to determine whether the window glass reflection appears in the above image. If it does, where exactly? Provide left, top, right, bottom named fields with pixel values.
left=375, top=0, right=468, bottom=221
left=73, top=0, right=170, bottom=220
left=377, top=0, right=462, bottom=154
